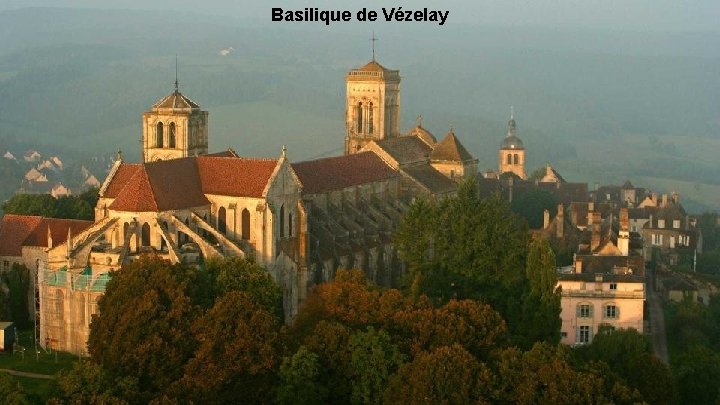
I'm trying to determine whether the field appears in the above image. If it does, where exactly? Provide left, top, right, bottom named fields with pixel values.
left=0, top=329, right=78, bottom=403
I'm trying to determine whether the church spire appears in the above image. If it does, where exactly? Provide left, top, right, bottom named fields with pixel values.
left=371, top=32, right=378, bottom=61
left=507, top=106, right=517, bottom=137
left=174, top=55, right=179, bottom=92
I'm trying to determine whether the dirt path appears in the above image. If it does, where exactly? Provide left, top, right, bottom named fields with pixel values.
left=0, top=368, right=55, bottom=380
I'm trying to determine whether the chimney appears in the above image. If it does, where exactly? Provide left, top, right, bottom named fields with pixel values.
left=671, top=191, right=679, bottom=205
left=588, top=201, right=594, bottom=212
left=618, top=208, right=630, bottom=256
left=574, top=257, right=582, bottom=274
left=556, top=204, right=564, bottom=239
left=652, top=192, right=658, bottom=206
left=47, top=225, right=53, bottom=249
left=591, top=212, right=601, bottom=252
left=543, top=209, right=550, bottom=229
left=661, top=194, right=668, bottom=208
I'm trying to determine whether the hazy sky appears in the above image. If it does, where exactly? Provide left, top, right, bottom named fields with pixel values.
left=1, top=0, right=718, bottom=32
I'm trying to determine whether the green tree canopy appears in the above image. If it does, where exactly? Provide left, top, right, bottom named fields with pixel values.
left=395, top=180, right=529, bottom=334
left=519, top=237, right=561, bottom=347
left=1, top=188, right=98, bottom=220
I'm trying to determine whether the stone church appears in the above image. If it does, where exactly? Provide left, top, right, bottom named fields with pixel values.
left=1, top=57, right=482, bottom=355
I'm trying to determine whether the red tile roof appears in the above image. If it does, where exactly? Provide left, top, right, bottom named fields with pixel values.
left=292, top=152, right=399, bottom=194
left=103, top=164, right=141, bottom=198
left=109, top=158, right=210, bottom=212
left=145, top=158, right=210, bottom=210
left=0, top=215, right=43, bottom=256
left=22, top=218, right=94, bottom=248
left=197, top=156, right=278, bottom=198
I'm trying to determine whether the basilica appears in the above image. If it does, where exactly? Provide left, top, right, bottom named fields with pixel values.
left=0, top=56, right=522, bottom=355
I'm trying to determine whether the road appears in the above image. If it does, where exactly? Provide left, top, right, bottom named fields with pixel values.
left=0, top=368, right=55, bottom=380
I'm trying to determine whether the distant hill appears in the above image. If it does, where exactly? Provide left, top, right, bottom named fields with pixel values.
left=0, top=7, right=718, bottom=211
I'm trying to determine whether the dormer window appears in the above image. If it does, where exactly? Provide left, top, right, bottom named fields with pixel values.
left=673, top=220, right=680, bottom=229
left=658, top=219, right=665, bottom=228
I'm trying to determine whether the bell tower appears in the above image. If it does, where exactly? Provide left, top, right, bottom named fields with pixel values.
left=345, top=55, right=401, bottom=155
left=142, top=80, right=208, bottom=163
left=498, top=108, right=527, bottom=179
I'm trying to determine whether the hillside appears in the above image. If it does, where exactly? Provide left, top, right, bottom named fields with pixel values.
left=0, top=7, right=718, bottom=211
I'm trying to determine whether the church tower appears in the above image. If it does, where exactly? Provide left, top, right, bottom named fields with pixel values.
left=498, top=110, right=526, bottom=179
left=142, top=82, right=208, bottom=162
left=345, top=58, right=401, bottom=154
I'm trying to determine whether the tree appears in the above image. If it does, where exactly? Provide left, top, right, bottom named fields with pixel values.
left=395, top=180, right=529, bottom=334
left=1, top=188, right=99, bottom=220
left=390, top=299, right=508, bottom=360
left=205, top=256, right=283, bottom=318
left=87, top=256, right=203, bottom=396
left=580, top=327, right=678, bottom=405
left=1, top=263, right=30, bottom=327
left=494, top=343, right=608, bottom=404
left=348, top=327, right=404, bottom=405
left=510, top=189, right=558, bottom=229
left=181, top=291, right=279, bottom=404
left=0, top=372, right=31, bottom=405
left=276, top=346, right=327, bottom=405
left=53, top=361, right=140, bottom=404
left=519, top=237, right=561, bottom=347
left=384, top=344, right=493, bottom=404
left=673, top=345, right=720, bottom=404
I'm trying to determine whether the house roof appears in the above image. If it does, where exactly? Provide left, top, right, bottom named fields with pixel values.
left=102, top=164, right=142, bottom=198
left=103, top=155, right=282, bottom=213
left=151, top=90, right=200, bottom=110
left=109, top=158, right=210, bottom=212
left=575, top=254, right=646, bottom=276
left=22, top=218, right=93, bottom=248
left=430, top=131, right=474, bottom=162
left=408, top=125, right=437, bottom=146
left=347, top=60, right=400, bottom=82
left=0, top=215, right=43, bottom=256
left=197, top=156, right=278, bottom=198
left=375, top=136, right=432, bottom=166
left=293, top=152, right=399, bottom=194
left=403, top=165, right=457, bottom=195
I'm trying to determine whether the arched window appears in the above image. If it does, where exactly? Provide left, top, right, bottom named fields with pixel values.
left=506, top=153, right=512, bottom=165
left=513, top=154, right=519, bottom=164
left=288, top=212, right=293, bottom=237
left=141, top=223, right=151, bottom=247
left=218, top=207, right=227, bottom=234
left=279, top=204, right=285, bottom=238
left=356, top=103, right=363, bottom=133
left=169, top=122, right=176, bottom=148
left=368, top=102, right=374, bottom=134
left=156, top=122, right=164, bottom=148
left=241, top=208, right=250, bottom=240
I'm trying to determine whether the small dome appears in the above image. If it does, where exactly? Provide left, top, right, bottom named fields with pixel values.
left=501, top=134, right=524, bottom=150
left=500, top=116, right=524, bottom=150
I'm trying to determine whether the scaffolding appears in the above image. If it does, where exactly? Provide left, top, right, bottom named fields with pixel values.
left=37, top=265, right=111, bottom=355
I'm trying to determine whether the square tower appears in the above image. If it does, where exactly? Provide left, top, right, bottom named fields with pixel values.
left=142, top=89, right=208, bottom=162
left=345, top=60, right=400, bottom=155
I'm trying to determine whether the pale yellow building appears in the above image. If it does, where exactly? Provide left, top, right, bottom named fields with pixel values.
left=558, top=272, right=645, bottom=345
